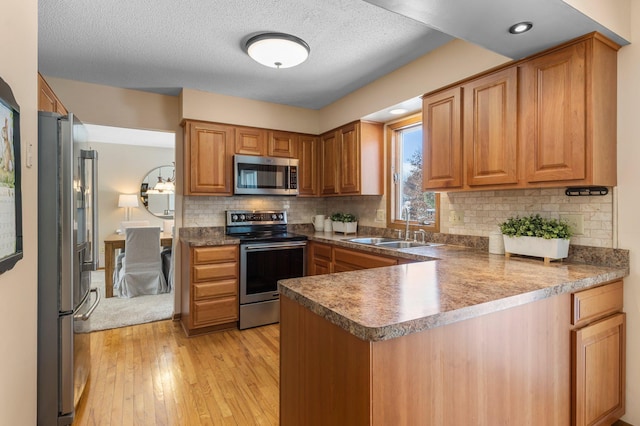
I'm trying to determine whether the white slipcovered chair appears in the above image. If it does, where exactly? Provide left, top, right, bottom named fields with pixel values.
left=113, top=226, right=168, bottom=298
left=120, top=220, right=150, bottom=232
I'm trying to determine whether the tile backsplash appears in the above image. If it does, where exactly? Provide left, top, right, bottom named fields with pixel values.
left=183, top=188, right=613, bottom=248
left=441, top=188, right=613, bottom=248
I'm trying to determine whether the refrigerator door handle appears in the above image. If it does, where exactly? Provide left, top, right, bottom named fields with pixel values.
left=81, top=149, right=99, bottom=271
left=73, top=288, right=100, bottom=321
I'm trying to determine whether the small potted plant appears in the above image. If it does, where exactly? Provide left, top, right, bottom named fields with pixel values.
left=499, top=214, right=572, bottom=263
left=331, top=212, right=358, bottom=234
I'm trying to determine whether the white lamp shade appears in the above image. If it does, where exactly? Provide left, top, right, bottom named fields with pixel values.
left=246, top=33, right=310, bottom=69
left=118, top=194, right=139, bottom=208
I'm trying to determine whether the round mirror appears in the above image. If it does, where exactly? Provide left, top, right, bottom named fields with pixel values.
left=140, top=164, right=175, bottom=219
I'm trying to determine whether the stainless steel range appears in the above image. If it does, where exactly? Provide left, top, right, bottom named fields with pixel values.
left=226, top=210, right=307, bottom=329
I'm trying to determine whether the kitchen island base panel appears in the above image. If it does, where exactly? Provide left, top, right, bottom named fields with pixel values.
left=280, top=296, right=371, bottom=426
left=281, top=293, right=572, bottom=425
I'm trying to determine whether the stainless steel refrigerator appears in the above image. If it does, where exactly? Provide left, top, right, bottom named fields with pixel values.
left=37, top=111, right=100, bottom=426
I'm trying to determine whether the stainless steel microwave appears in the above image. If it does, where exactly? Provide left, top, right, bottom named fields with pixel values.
left=233, top=154, right=299, bottom=195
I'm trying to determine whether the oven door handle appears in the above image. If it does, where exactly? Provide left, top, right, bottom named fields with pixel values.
left=243, top=241, right=307, bottom=251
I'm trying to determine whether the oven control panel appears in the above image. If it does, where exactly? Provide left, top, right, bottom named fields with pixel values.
left=226, top=210, right=287, bottom=226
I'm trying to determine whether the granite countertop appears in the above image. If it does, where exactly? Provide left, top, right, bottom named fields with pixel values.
left=179, top=227, right=240, bottom=246
left=279, top=232, right=629, bottom=342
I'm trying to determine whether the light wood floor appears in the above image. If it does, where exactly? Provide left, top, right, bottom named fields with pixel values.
left=73, top=320, right=280, bottom=425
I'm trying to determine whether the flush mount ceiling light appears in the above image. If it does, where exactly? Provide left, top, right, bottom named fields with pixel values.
left=245, top=32, right=310, bottom=69
left=508, top=21, right=533, bottom=34
left=389, top=108, right=408, bottom=115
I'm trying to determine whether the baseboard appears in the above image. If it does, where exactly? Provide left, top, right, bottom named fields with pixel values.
left=172, top=313, right=181, bottom=321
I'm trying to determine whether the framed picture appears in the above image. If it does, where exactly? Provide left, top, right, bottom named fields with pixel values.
left=0, top=76, right=23, bottom=274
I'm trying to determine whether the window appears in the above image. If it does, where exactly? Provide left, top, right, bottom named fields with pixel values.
left=387, top=114, right=439, bottom=233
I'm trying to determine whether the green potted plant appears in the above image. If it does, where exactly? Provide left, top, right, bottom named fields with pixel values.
left=499, top=214, right=572, bottom=263
left=330, top=212, right=358, bottom=234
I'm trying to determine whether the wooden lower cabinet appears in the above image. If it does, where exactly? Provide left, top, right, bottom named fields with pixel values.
left=308, top=242, right=332, bottom=275
left=333, top=247, right=397, bottom=272
left=307, top=242, right=399, bottom=275
left=571, top=281, right=626, bottom=426
left=181, top=244, right=239, bottom=336
left=281, top=280, right=626, bottom=425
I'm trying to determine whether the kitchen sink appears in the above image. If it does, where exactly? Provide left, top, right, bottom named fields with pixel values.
left=345, top=237, right=443, bottom=250
left=375, top=241, right=424, bottom=249
left=346, top=237, right=399, bottom=245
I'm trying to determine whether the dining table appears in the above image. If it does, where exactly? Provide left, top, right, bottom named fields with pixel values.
left=103, top=232, right=173, bottom=298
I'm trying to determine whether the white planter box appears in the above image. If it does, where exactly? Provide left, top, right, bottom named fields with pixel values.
left=332, top=221, right=357, bottom=234
left=503, top=235, right=569, bottom=263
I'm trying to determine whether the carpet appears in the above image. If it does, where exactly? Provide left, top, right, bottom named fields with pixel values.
left=86, top=270, right=174, bottom=332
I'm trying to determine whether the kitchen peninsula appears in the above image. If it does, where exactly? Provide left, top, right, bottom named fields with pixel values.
left=279, top=240, right=628, bottom=425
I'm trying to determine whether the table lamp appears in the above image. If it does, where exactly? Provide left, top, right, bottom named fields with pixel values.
left=118, top=194, right=139, bottom=221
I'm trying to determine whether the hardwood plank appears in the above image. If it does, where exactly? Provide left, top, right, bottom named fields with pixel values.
left=74, top=321, right=279, bottom=425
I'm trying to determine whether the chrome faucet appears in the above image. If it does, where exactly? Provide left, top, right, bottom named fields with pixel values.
left=402, top=202, right=411, bottom=241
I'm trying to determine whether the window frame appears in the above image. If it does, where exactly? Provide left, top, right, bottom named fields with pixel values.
left=386, top=114, right=440, bottom=234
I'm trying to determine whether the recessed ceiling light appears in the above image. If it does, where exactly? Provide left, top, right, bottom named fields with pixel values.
left=389, top=108, right=408, bottom=115
left=245, top=32, right=310, bottom=69
left=508, top=21, right=533, bottom=34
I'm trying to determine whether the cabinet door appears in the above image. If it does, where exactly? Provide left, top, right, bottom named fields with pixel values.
left=268, top=131, right=298, bottom=158
left=320, top=130, right=339, bottom=195
left=572, top=313, right=625, bottom=426
left=235, top=126, right=267, bottom=156
left=38, top=73, right=67, bottom=115
left=308, top=242, right=332, bottom=275
left=464, top=67, right=518, bottom=186
left=422, top=86, right=463, bottom=189
left=185, top=121, right=234, bottom=195
left=339, top=123, right=360, bottom=194
left=521, top=41, right=587, bottom=183
left=298, top=134, right=318, bottom=196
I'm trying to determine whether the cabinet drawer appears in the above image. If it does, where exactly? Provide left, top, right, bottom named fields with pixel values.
left=193, top=262, right=237, bottom=283
left=313, top=243, right=332, bottom=261
left=572, top=280, right=623, bottom=328
left=193, top=279, right=237, bottom=301
left=193, top=296, right=238, bottom=327
left=193, top=246, right=237, bottom=264
left=333, top=247, right=397, bottom=270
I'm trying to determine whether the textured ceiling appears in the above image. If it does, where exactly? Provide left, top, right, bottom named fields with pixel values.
left=38, top=0, right=628, bottom=112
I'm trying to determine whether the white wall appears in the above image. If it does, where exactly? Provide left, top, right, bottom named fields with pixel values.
left=616, top=2, right=640, bottom=422
left=45, top=76, right=180, bottom=132
left=0, top=1, right=38, bottom=424
left=90, top=141, right=174, bottom=267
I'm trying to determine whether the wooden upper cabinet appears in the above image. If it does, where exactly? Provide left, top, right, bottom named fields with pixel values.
left=520, top=34, right=618, bottom=187
left=319, top=121, right=383, bottom=196
left=184, top=120, right=234, bottom=195
left=520, top=41, right=587, bottom=183
left=464, top=67, right=518, bottom=186
left=38, top=73, right=67, bottom=115
left=320, top=130, right=339, bottom=195
left=268, top=131, right=298, bottom=158
left=298, top=134, right=318, bottom=197
left=422, top=86, right=463, bottom=190
left=422, top=32, right=619, bottom=192
left=235, top=126, right=267, bottom=156
left=339, top=122, right=360, bottom=194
